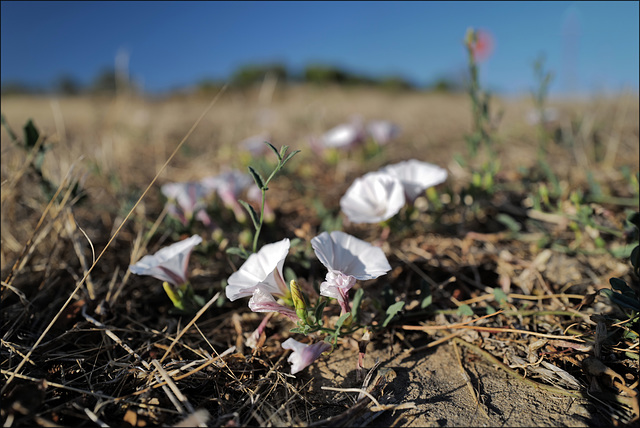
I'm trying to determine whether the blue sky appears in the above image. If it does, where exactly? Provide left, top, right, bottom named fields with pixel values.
left=1, top=1, right=638, bottom=96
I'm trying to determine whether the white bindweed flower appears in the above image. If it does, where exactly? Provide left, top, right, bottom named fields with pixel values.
left=239, top=134, right=270, bottom=156
left=319, top=117, right=365, bottom=149
left=226, top=238, right=290, bottom=301
left=281, top=338, right=332, bottom=375
left=129, top=235, right=203, bottom=286
left=248, top=285, right=299, bottom=322
left=202, top=170, right=254, bottom=222
left=380, top=159, right=448, bottom=202
left=366, top=120, right=401, bottom=145
left=311, top=231, right=391, bottom=313
left=161, top=182, right=213, bottom=226
left=526, top=107, right=559, bottom=126
left=340, top=171, right=406, bottom=223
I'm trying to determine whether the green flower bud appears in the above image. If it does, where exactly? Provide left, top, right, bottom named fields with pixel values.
left=290, top=280, right=307, bottom=325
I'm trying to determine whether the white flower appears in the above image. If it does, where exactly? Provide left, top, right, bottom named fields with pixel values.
left=201, top=170, right=254, bottom=222
left=129, top=235, right=203, bottom=286
left=239, top=134, right=270, bottom=156
left=340, top=171, right=406, bottom=223
left=380, top=159, right=448, bottom=202
left=281, top=338, right=332, bottom=375
left=248, top=285, right=299, bottom=322
left=225, top=238, right=290, bottom=301
left=366, top=120, right=400, bottom=145
left=526, top=107, right=559, bottom=126
left=319, top=118, right=365, bottom=149
left=311, top=231, right=391, bottom=312
left=161, top=182, right=213, bottom=226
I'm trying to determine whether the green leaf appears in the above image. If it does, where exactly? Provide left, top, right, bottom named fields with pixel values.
left=630, top=246, right=639, bottom=275
left=335, top=312, right=351, bottom=331
left=609, top=278, right=635, bottom=298
left=600, top=289, right=640, bottom=312
left=626, top=211, right=640, bottom=230
left=497, top=213, right=521, bottom=234
left=238, top=199, right=260, bottom=230
left=421, top=293, right=433, bottom=310
left=282, top=150, right=300, bottom=167
left=351, top=288, right=364, bottom=323
left=456, top=304, right=474, bottom=317
left=279, top=145, right=289, bottom=160
left=248, top=166, right=265, bottom=190
left=493, top=288, right=509, bottom=305
left=0, top=114, right=18, bottom=142
left=314, top=299, right=327, bottom=325
left=226, top=246, right=250, bottom=259
left=23, top=119, right=40, bottom=149
left=265, top=142, right=281, bottom=160
left=284, top=267, right=297, bottom=284
left=382, top=301, right=405, bottom=328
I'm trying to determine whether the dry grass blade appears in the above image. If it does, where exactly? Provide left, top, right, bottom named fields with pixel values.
left=159, top=291, right=221, bottom=363
left=1, top=87, right=227, bottom=395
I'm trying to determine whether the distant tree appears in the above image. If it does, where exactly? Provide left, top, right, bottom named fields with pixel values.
left=303, top=64, right=348, bottom=85
left=1, top=81, right=39, bottom=95
left=195, top=78, right=225, bottom=95
left=55, top=74, right=82, bottom=95
left=428, top=77, right=464, bottom=93
left=90, top=68, right=117, bottom=95
left=231, top=63, right=288, bottom=88
left=378, top=76, right=415, bottom=91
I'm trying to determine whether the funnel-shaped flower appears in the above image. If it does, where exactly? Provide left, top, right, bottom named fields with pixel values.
left=340, top=171, right=405, bottom=223
left=226, top=238, right=290, bottom=301
left=319, top=117, right=365, bottom=150
left=161, top=182, right=213, bottom=226
left=366, top=120, right=401, bottom=145
left=248, top=285, right=299, bottom=322
left=129, top=235, right=203, bottom=286
left=281, top=338, right=332, bottom=375
left=201, top=170, right=254, bottom=222
left=311, top=231, right=391, bottom=313
left=379, top=160, right=448, bottom=202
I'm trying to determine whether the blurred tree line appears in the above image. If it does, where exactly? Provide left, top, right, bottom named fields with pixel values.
left=1, top=63, right=465, bottom=96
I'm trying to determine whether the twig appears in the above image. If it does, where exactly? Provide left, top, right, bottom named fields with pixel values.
left=321, top=386, right=381, bottom=408
left=152, top=359, right=195, bottom=414
left=403, top=321, right=584, bottom=341
left=452, top=340, right=490, bottom=421
left=452, top=337, right=583, bottom=398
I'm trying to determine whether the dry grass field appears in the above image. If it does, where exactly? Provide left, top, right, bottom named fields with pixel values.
left=1, top=85, right=638, bottom=427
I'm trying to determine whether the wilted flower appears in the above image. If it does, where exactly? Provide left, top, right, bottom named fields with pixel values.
left=340, top=171, right=406, bottom=223
left=226, top=238, right=290, bottom=301
left=248, top=285, right=299, bottom=322
left=129, top=234, right=203, bottom=286
left=379, top=159, right=448, bottom=202
left=311, top=231, right=391, bottom=313
left=161, top=182, right=213, bottom=227
left=281, top=338, right=332, bottom=375
left=366, top=120, right=401, bottom=145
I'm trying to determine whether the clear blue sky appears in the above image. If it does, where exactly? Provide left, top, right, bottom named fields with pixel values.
left=1, top=1, right=638, bottom=96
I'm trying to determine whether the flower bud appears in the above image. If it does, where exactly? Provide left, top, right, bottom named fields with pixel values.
left=290, top=280, right=307, bottom=325
left=163, top=281, right=185, bottom=310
